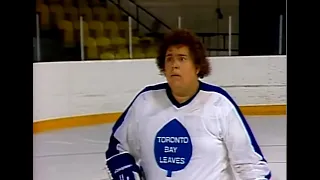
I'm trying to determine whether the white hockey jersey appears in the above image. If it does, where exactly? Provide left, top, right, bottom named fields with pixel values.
left=106, top=81, right=271, bottom=180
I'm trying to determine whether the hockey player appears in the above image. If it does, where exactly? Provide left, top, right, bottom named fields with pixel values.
left=105, top=29, right=271, bottom=180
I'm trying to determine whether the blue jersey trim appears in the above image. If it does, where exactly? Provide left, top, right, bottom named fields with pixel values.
left=199, top=81, right=271, bottom=179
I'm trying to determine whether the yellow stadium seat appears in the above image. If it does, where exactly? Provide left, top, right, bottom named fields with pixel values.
left=96, top=37, right=111, bottom=54
left=73, top=20, right=89, bottom=33
left=118, top=21, right=128, bottom=29
left=63, top=32, right=75, bottom=47
left=88, top=20, right=104, bottom=38
left=145, top=51, right=157, bottom=58
left=84, top=37, right=98, bottom=60
left=49, top=4, right=64, bottom=25
left=133, top=51, right=145, bottom=59
left=93, top=7, right=107, bottom=22
left=131, top=36, right=140, bottom=45
left=57, top=20, right=74, bottom=46
left=115, top=51, right=130, bottom=59
left=36, top=4, right=50, bottom=29
left=145, top=47, right=157, bottom=58
left=79, top=6, right=92, bottom=21
left=86, top=47, right=98, bottom=60
left=133, top=47, right=143, bottom=53
left=64, top=6, right=78, bottom=21
left=84, top=37, right=96, bottom=47
left=111, top=36, right=126, bottom=47
left=116, top=48, right=130, bottom=59
left=100, top=52, right=115, bottom=60
left=118, top=47, right=128, bottom=54
left=104, top=21, right=118, bottom=37
left=58, top=20, right=73, bottom=31
left=73, top=20, right=89, bottom=42
left=96, top=37, right=111, bottom=47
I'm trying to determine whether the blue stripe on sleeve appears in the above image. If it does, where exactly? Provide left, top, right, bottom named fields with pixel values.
left=200, top=81, right=271, bottom=179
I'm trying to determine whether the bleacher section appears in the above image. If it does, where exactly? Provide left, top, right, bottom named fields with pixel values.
left=36, top=0, right=158, bottom=60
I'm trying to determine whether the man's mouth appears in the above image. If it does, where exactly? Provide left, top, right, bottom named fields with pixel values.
left=171, top=74, right=180, bottom=77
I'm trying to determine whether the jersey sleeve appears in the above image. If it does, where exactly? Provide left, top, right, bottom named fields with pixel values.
left=105, top=95, right=141, bottom=161
left=221, top=101, right=271, bottom=179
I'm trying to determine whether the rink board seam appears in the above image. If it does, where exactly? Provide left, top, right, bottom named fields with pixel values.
left=33, top=104, right=286, bottom=134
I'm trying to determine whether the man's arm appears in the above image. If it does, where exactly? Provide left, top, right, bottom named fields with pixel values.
left=105, top=103, right=139, bottom=159
left=105, top=96, right=142, bottom=180
left=222, top=104, right=271, bottom=180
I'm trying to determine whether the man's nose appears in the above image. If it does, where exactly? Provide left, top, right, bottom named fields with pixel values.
left=172, top=58, right=180, bottom=69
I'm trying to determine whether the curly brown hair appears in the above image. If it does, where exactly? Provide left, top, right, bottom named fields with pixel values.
left=156, top=29, right=211, bottom=79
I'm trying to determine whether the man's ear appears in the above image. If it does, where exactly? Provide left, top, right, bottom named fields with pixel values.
left=196, top=66, right=200, bottom=75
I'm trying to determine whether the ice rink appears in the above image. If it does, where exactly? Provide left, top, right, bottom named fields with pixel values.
left=33, top=115, right=286, bottom=180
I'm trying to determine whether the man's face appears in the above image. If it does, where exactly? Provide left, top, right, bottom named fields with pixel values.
left=164, top=44, right=199, bottom=89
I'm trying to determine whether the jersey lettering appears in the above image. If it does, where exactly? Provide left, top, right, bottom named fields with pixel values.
left=154, top=119, right=193, bottom=178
